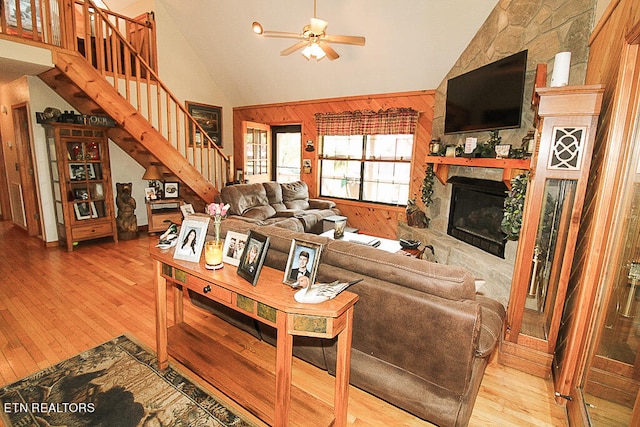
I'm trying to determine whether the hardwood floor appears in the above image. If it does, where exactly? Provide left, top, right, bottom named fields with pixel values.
left=0, top=221, right=569, bottom=426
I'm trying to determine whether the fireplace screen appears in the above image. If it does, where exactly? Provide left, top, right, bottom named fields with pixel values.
left=447, top=177, right=508, bottom=258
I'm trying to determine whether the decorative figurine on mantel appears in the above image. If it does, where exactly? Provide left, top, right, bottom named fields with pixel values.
left=116, top=182, right=138, bottom=240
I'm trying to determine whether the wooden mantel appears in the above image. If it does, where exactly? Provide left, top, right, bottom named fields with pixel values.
left=425, top=156, right=532, bottom=189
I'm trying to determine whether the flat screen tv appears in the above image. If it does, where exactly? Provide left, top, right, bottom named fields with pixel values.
left=444, top=50, right=528, bottom=134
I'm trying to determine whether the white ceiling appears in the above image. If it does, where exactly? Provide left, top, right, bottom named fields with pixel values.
left=159, top=0, right=499, bottom=106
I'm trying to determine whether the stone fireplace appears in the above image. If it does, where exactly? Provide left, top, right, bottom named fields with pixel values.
left=398, top=166, right=517, bottom=306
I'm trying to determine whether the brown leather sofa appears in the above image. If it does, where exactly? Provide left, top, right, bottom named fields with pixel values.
left=191, top=224, right=505, bottom=427
left=219, top=181, right=339, bottom=233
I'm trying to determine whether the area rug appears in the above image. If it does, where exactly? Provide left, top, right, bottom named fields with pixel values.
left=0, top=335, right=257, bottom=427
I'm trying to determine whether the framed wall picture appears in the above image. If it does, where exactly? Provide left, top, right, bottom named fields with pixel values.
left=283, top=239, right=323, bottom=288
left=164, top=182, right=179, bottom=198
left=223, top=231, right=248, bottom=266
left=237, top=230, right=270, bottom=286
left=186, top=101, right=222, bottom=148
left=173, top=216, right=210, bottom=263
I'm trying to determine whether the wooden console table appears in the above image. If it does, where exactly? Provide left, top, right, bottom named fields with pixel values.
left=150, top=244, right=359, bottom=426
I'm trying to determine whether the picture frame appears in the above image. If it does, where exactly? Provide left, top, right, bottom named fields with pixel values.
left=86, top=163, right=97, bottom=179
left=180, top=203, right=195, bottom=217
left=283, top=239, right=323, bottom=288
left=223, top=231, right=248, bottom=266
left=173, top=216, right=210, bottom=263
left=73, top=201, right=97, bottom=220
left=237, top=230, right=270, bottom=286
left=69, top=164, right=86, bottom=180
left=144, top=187, right=157, bottom=201
left=495, top=144, right=512, bottom=159
left=164, top=182, right=179, bottom=198
left=186, top=101, right=222, bottom=148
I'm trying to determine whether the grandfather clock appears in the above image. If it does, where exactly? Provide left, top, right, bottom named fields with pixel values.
left=499, top=85, right=604, bottom=377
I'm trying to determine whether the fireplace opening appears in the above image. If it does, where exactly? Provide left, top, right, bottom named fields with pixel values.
left=447, top=176, right=508, bottom=258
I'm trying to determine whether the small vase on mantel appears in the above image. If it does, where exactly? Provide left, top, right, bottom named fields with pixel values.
left=204, top=203, right=229, bottom=270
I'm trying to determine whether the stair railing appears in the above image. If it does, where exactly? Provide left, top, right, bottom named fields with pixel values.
left=68, top=0, right=231, bottom=189
left=1, top=0, right=231, bottom=190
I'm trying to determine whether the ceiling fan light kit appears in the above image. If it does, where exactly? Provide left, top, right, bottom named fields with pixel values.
left=251, top=0, right=365, bottom=61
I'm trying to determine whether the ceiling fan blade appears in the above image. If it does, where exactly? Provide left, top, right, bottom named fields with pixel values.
left=318, top=41, right=339, bottom=60
left=262, top=30, right=305, bottom=39
left=281, top=40, right=308, bottom=56
left=324, top=34, right=366, bottom=46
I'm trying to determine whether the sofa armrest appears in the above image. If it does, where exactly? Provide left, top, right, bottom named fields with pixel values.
left=274, top=209, right=304, bottom=218
left=475, top=295, right=506, bottom=358
left=308, top=198, right=336, bottom=209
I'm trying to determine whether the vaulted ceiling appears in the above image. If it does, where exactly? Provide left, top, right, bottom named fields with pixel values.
left=158, top=0, right=499, bottom=106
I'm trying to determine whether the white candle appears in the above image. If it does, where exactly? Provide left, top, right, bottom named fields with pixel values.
left=550, top=52, right=571, bottom=87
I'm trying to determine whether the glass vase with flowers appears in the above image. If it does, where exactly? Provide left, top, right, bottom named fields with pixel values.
left=204, top=202, right=230, bottom=269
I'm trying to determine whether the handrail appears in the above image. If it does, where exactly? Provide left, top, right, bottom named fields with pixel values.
left=1, top=0, right=230, bottom=190
left=81, top=0, right=230, bottom=188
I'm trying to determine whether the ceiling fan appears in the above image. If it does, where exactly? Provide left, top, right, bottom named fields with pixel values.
left=251, top=0, right=365, bottom=61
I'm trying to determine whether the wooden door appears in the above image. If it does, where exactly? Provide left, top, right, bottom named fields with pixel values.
left=242, top=121, right=270, bottom=184
left=12, top=103, right=42, bottom=237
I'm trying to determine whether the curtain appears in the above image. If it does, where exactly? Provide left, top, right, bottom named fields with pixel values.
left=314, top=108, right=419, bottom=136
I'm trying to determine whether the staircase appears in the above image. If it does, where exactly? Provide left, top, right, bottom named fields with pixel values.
left=3, top=0, right=230, bottom=205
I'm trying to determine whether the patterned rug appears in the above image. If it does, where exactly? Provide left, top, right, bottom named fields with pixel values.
left=0, top=335, right=257, bottom=427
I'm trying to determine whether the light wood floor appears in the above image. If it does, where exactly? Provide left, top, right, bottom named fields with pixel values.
left=0, top=221, right=569, bottom=426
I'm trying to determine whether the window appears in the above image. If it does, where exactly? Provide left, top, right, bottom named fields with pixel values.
left=320, top=134, right=413, bottom=205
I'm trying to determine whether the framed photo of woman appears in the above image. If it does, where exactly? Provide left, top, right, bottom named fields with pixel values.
left=173, top=216, right=210, bottom=262
left=237, top=230, right=270, bottom=286
left=283, top=239, right=323, bottom=289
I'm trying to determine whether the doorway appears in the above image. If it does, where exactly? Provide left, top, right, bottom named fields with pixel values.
left=12, top=103, right=42, bottom=237
left=271, top=125, right=301, bottom=183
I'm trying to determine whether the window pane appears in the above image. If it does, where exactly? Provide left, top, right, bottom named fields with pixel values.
left=366, top=135, right=413, bottom=160
left=320, top=159, right=361, bottom=199
left=363, top=162, right=410, bottom=204
left=322, top=136, right=363, bottom=159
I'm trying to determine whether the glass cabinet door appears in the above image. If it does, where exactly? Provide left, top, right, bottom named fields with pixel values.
left=581, top=144, right=640, bottom=425
left=65, top=140, right=108, bottom=222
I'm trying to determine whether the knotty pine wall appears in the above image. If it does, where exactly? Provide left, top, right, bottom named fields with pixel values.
left=233, top=90, right=435, bottom=238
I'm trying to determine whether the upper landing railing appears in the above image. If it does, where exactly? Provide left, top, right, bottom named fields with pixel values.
left=1, top=0, right=231, bottom=190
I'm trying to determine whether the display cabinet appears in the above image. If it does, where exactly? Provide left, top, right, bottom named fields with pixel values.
left=499, top=85, right=604, bottom=377
left=44, top=123, right=118, bottom=251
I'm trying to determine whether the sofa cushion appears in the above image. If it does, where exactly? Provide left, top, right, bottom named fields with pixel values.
left=263, top=182, right=287, bottom=211
left=221, top=183, right=270, bottom=216
left=281, top=181, right=310, bottom=210
left=323, top=239, right=477, bottom=301
left=243, top=205, right=277, bottom=220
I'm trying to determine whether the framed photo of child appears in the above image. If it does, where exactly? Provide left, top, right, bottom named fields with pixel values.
left=283, top=239, right=323, bottom=289
left=237, top=230, right=270, bottom=286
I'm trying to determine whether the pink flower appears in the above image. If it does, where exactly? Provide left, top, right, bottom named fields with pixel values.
left=207, top=202, right=230, bottom=218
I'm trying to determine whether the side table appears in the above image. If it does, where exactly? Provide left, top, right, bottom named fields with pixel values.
left=146, top=199, right=183, bottom=234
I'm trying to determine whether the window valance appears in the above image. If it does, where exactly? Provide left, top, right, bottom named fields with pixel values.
left=314, top=108, right=419, bottom=136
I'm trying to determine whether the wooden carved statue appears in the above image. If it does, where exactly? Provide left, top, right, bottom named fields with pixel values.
left=116, top=182, right=138, bottom=240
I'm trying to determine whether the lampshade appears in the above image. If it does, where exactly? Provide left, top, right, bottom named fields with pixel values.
left=302, top=42, right=326, bottom=60
left=142, top=165, right=162, bottom=180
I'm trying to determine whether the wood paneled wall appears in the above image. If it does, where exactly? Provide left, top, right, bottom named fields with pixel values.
left=233, top=91, right=435, bottom=238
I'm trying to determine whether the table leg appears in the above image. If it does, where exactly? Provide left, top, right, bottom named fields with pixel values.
left=334, top=307, right=354, bottom=427
left=275, top=312, right=293, bottom=426
left=154, top=260, right=168, bottom=370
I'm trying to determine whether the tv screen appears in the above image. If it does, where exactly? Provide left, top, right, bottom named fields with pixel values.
left=444, top=50, right=528, bottom=134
